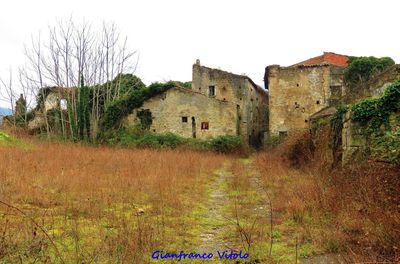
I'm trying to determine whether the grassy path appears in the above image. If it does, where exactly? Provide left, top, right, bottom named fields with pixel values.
left=199, top=163, right=232, bottom=253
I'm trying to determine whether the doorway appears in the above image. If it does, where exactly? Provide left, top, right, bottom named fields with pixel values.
left=191, top=117, right=196, bottom=138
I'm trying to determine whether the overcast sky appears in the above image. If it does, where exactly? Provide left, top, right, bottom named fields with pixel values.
left=1, top=0, right=399, bottom=108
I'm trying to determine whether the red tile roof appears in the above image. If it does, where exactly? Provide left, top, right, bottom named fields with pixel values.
left=292, top=52, right=349, bottom=68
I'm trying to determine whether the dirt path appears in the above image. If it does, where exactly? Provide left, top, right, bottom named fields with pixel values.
left=199, top=162, right=232, bottom=253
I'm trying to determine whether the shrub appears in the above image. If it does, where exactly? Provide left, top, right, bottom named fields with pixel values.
left=136, top=133, right=184, bottom=149
left=99, top=126, right=244, bottom=153
left=264, top=135, right=284, bottom=149
left=185, top=138, right=211, bottom=151
left=0, top=131, right=11, bottom=142
left=286, top=132, right=315, bottom=168
left=371, top=130, right=400, bottom=164
left=209, top=135, right=242, bottom=153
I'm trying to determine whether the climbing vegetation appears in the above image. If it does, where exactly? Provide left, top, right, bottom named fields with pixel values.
left=351, top=79, right=400, bottom=130
left=329, top=105, right=348, bottom=164
left=350, top=79, right=400, bottom=163
left=99, top=81, right=177, bottom=131
left=136, top=109, right=153, bottom=130
left=78, top=76, right=91, bottom=140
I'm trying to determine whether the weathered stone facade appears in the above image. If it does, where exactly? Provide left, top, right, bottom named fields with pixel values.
left=192, top=64, right=268, bottom=146
left=266, top=63, right=345, bottom=136
left=126, top=63, right=268, bottom=147
left=307, top=63, right=400, bottom=165
left=341, top=65, right=400, bottom=163
left=342, top=111, right=367, bottom=163
left=127, top=87, right=237, bottom=139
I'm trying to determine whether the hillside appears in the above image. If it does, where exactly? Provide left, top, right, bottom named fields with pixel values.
left=0, top=107, right=12, bottom=116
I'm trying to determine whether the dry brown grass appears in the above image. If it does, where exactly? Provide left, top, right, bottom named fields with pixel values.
left=0, top=141, right=227, bottom=262
left=255, top=130, right=400, bottom=262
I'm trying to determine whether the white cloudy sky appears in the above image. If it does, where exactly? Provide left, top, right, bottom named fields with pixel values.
left=0, top=0, right=399, bottom=108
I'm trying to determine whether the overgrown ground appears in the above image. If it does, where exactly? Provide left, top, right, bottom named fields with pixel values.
left=1, top=131, right=399, bottom=263
left=253, top=132, right=400, bottom=263
left=0, top=134, right=228, bottom=263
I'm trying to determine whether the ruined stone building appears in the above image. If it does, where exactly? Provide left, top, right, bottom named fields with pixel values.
left=341, top=64, right=400, bottom=163
left=127, top=61, right=268, bottom=147
left=265, top=52, right=348, bottom=136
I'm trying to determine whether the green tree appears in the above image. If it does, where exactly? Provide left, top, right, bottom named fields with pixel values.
left=78, top=76, right=91, bottom=140
left=344, top=56, right=395, bottom=87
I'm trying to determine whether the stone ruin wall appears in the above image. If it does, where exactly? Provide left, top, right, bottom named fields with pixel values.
left=267, top=65, right=345, bottom=136
left=126, top=88, right=237, bottom=140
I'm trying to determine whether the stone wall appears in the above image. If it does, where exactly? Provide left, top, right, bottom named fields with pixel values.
left=341, top=66, right=400, bottom=163
left=125, top=64, right=268, bottom=147
left=266, top=64, right=345, bottom=136
left=44, top=93, right=60, bottom=111
left=343, top=64, right=400, bottom=104
left=342, top=111, right=400, bottom=164
left=126, top=87, right=237, bottom=140
left=192, top=64, right=268, bottom=146
left=342, top=111, right=367, bottom=163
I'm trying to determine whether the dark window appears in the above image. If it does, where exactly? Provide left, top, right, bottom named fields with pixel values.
left=208, top=86, right=215, bottom=97
left=316, top=100, right=320, bottom=104
left=182, top=116, right=188, bottom=123
left=201, top=122, right=209, bottom=130
left=279, top=131, right=288, bottom=138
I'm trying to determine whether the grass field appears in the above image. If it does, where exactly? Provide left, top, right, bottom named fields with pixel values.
left=1, top=131, right=399, bottom=263
left=0, top=138, right=228, bottom=263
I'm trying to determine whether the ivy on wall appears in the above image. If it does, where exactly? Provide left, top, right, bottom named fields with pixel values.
left=99, top=81, right=188, bottom=131
left=351, top=79, right=400, bottom=131
left=350, top=79, right=400, bottom=163
left=137, top=109, right=153, bottom=130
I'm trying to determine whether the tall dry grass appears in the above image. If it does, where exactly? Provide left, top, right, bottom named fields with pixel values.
left=0, top=142, right=226, bottom=262
left=256, top=129, right=400, bottom=262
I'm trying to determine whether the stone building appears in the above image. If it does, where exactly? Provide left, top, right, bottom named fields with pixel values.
left=15, top=94, right=27, bottom=118
left=307, top=62, right=400, bottom=165
left=341, top=64, right=400, bottom=163
left=265, top=52, right=348, bottom=136
left=127, top=62, right=268, bottom=147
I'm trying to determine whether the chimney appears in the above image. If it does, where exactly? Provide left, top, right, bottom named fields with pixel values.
left=195, top=59, right=200, bottom=65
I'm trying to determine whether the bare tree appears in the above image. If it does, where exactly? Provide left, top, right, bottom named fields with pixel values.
left=0, top=68, right=16, bottom=126
left=18, top=68, right=35, bottom=125
left=23, top=34, right=51, bottom=137
left=19, top=18, right=138, bottom=139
